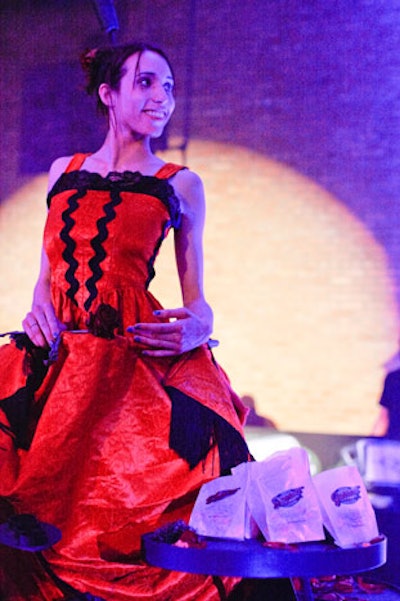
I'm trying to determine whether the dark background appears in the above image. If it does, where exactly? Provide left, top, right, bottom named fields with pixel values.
left=1, top=0, right=400, bottom=305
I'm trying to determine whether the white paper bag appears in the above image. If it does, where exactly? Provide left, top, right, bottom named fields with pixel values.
left=231, top=462, right=260, bottom=539
left=313, top=465, right=379, bottom=547
left=246, top=447, right=325, bottom=543
left=189, top=472, right=249, bottom=540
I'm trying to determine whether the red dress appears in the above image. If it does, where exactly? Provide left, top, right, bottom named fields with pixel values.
left=0, top=154, right=249, bottom=600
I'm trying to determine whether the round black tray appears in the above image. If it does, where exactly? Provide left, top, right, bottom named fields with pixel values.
left=142, top=529, right=386, bottom=579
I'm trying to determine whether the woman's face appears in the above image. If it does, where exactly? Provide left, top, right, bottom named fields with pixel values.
left=107, top=50, right=175, bottom=139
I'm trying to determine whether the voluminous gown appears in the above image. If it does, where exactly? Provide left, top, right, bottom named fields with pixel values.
left=0, top=154, right=250, bottom=600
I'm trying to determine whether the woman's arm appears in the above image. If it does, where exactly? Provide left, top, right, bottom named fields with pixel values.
left=128, top=169, right=214, bottom=356
left=22, top=157, right=71, bottom=347
left=173, top=168, right=213, bottom=330
left=22, top=249, right=66, bottom=347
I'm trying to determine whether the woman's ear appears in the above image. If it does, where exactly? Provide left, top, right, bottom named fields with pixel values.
left=98, top=83, right=115, bottom=109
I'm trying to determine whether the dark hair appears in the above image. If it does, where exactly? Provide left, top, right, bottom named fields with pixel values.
left=81, top=42, right=175, bottom=116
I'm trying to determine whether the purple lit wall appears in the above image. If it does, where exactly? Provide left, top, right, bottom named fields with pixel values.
left=1, top=1, right=400, bottom=435
left=2, top=2, right=399, bottom=302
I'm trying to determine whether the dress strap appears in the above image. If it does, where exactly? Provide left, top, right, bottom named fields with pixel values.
left=155, top=162, right=186, bottom=179
left=64, top=156, right=184, bottom=177
left=65, top=153, right=91, bottom=173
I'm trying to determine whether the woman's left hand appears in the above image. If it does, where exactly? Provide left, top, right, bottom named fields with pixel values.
left=127, top=307, right=212, bottom=356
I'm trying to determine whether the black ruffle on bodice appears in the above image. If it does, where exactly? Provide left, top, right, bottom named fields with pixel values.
left=47, top=170, right=181, bottom=228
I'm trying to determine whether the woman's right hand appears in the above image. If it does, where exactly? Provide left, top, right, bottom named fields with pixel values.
left=22, top=247, right=67, bottom=348
left=22, top=301, right=66, bottom=349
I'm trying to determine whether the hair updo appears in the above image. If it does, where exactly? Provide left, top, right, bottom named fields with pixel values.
left=80, top=42, right=175, bottom=116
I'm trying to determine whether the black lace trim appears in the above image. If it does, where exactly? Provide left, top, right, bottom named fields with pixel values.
left=60, top=189, right=85, bottom=307
left=145, top=217, right=172, bottom=289
left=84, top=187, right=123, bottom=311
left=47, top=169, right=181, bottom=228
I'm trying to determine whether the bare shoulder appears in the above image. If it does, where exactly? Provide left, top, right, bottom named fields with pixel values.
left=47, top=155, right=74, bottom=191
left=172, top=168, right=205, bottom=216
left=173, top=167, right=204, bottom=192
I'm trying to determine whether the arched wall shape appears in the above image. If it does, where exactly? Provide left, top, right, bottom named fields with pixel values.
left=153, top=140, right=399, bottom=434
left=0, top=140, right=398, bottom=434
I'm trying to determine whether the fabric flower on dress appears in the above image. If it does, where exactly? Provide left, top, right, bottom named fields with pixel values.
left=86, top=303, right=121, bottom=339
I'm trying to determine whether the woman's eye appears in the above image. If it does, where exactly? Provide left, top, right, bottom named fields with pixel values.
left=137, top=76, right=151, bottom=88
left=164, top=82, right=175, bottom=94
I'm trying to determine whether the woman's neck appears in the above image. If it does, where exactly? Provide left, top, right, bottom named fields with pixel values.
left=86, top=134, right=164, bottom=176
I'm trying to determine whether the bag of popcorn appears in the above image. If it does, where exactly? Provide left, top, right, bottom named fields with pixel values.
left=189, top=471, right=250, bottom=540
left=246, top=447, right=325, bottom=543
left=231, top=461, right=260, bottom=539
left=313, top=465, right=379, bottom=547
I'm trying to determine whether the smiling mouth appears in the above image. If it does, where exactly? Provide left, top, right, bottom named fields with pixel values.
left=144, top=109, right=168, bottom=120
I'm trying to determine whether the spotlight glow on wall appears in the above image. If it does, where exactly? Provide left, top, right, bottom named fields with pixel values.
left=0, top=140, right=398, bottom=435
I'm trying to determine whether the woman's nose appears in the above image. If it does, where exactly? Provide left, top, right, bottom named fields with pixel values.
left=152, top=83, right=168, bottom=103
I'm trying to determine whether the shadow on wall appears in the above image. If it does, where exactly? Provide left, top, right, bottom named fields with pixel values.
left=19, top=62, right=106, bottom=174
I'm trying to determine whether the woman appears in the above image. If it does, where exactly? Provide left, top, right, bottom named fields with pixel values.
left=0, top=43, right=250, bottom=600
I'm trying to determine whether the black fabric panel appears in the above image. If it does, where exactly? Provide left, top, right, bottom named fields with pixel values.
left=166, top=385, right=250, bottom=473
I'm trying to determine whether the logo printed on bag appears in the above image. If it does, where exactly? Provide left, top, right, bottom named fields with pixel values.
left=206, top=488, right=241, bottom=504
left=271, top=486, right=304, bottom=509
left=331, top=485, right=361, bottom=507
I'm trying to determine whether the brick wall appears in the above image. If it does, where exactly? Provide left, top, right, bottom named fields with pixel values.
left=1, top=1, right=399, bottom=298
left=1, top=0, right=400, bottom=432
